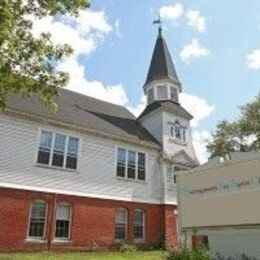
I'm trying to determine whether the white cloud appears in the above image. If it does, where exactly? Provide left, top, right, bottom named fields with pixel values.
left=159, top=3, right=184, bottom=22
left=31, top=9, right=129, bottom=106
left=31, top=10, right=112, bottom=56
left=180, top=39, right=209, bottom=63
left=58, top=58, right=128, bottom=106
left=192, top=130, right=212, bottom=164
left=186, top=9, right=206, bottom=32
left=179, top=93, right=215, bottom=127
left=127, top=95, right=146, bottom=117
left=246, top=48, right=260, bottom=70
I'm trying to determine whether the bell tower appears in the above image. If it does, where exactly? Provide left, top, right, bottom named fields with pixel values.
left=144, top=27, right=182, bottom=105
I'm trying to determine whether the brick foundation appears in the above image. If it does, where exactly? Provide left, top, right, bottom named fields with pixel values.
left=0, top=187, right=177, bottom=252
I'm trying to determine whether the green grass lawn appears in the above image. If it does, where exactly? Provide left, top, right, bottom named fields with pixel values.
left=0, top=251, right=165, bottom=260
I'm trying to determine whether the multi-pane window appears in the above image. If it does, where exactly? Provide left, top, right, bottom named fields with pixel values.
left=138, top=153, right=145, bottom=181
left=55, top=204, right=71, bottom=239
left=37, top=131, right=52, bottom=165
left=115, top=208, right=127, bottom=241
left=117, top=148, right=126, bottom=178
left=116, top=148, right=146, bottom=181
left=169, top=122, right=186, bottom=143
left=28, top=201, right=47, bottom=239
left=37, top=131, right=79, bottom=170
left=134, top=209, right=145, bottom=241
left=52, top=134, right=66, bottom=167
left=127, top=150, right=136, bottom=179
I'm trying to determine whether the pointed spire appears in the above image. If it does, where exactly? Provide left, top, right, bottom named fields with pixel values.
left=144, top=28, right=182, bottom=90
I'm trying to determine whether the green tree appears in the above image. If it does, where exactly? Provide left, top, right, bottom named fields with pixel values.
left=207, top=94, right=260, bottom=158
left=0, top=0, right=90, bottom=111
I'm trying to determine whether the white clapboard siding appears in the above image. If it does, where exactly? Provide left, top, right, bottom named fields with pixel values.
left=0, top=114, right=163, bottom=204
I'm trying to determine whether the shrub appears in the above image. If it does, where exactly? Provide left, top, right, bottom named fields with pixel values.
left=167, top=246, right=210, bottom=260
left=119, top=241, right=137, bottom=253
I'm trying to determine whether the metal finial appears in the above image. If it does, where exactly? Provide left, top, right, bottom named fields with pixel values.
left=153, top=14, right=162, bottom=37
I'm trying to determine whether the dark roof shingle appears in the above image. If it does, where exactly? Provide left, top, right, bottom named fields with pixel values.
left=145, top=32, right=182, bottom=89
left=7, top=88, right=160, bottom=147
left=138, top=100, right=193, bottom=121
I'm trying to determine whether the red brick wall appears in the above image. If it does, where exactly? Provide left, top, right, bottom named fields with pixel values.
left=0, top=187, right=178, bottom=252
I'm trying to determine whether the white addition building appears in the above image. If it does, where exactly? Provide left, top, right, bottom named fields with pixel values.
left=178, top=152, right=260, bottom=258
left=0, top=28, right=198, bottom=251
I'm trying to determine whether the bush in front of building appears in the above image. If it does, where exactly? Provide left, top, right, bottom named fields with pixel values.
left=119, top=241, right=137, bottom=253
left=166, top=246, right=210, bottom=260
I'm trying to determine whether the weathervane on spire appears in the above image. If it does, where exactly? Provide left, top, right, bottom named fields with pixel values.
left=153, top=14, right=162, bottom=36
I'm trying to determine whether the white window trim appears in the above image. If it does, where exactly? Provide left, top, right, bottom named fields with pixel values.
left=168, top=123, right=187, bottom=144
left=35, top=128, right=81, bottom=172
left=134, top=209, right=145, bottom=243
left=115, top=146, right=147, bottom=182
left=26, top=200, right=48, bottom=241
left=114, top=208, right=128, bottom=242
left=54, top=203, right=73, bottom=241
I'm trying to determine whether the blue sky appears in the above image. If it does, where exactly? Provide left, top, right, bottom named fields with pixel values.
left=32, top=1, right=260, bottom=162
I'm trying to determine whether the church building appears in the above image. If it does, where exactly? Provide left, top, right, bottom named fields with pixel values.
left=0, top=27, right=198, bottom=251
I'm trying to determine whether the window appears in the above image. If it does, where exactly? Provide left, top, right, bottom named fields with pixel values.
left=115, top=208, right=127, bottom=241
left=52, top=134, right=66, bottom=167
left=138, top=153, right=145, bottom=181
left=169, top=122, right=187, bottom=143
left=37, top=131, right=79, bottom=170
left=175, top=122, right=181, bottom=140
left=117, top=148, right=126, bottom=177
left=134, top=209, right=145, bottom=241
left=66, top=137, right=79, bottom=169
left=55, top=204, right=71, bottom=239
left=127, top=150, right=136, bottom=179
left=28, top=201, right=47, bottom=239
left=147, top=88, right=154, bottom=104
left=116, top=148, right=146, bottom=181
left=37, top=131, right=52, bottom=165
left=157, top=85, right=168, bottom=100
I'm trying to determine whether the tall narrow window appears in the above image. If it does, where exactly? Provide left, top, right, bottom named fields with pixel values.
left=66, top=137, right=79, bottom=170
left=175, top=122, right=181, bottom=140
left=138, top=153, right=146, bottom=181
left=52, top=134, right=66, bottom=167
left=28, top=201, right=47, bottom=239
left=127, top=150, right=136, bottom=179
left=37, top=131, right=52, bottom=165
left=117, top=148, right=126, bottom=177
left=134, top=209, right=145, bottom=241
left=55, top=204, right=71, bottom=239
left=115, top=208, right=127, bottom=241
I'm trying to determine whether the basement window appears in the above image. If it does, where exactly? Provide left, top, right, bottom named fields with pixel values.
left=115, top=208, right=128, bottom=241
left=55, top=204, right=72, bottom=240
left=28, top=201, right=47, bottom=239
left=134, top=209, right=145, bottom=241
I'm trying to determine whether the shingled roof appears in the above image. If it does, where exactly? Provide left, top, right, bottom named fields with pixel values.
left=144, top=29, right=182, bottom=90
left=6, top=88, right=160, bottom=148
left=138, top=100, right=193, bottom=121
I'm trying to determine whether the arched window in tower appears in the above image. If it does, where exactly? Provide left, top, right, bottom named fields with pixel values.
left=175, top=121, right=181, bottom=140
left=157, top=85, right=168, bottom=100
